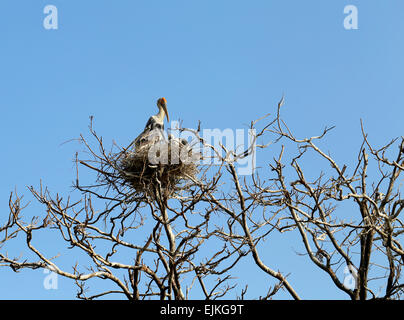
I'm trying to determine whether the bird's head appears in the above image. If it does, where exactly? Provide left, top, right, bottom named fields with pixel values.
left=157, top=97, right=169, bottom=122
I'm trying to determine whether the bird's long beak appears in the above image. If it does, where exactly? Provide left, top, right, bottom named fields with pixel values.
left=162, top=104, right=169, bottom=122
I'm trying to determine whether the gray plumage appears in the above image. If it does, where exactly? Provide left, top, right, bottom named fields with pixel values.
left=134, top=97, right=169, bottom=150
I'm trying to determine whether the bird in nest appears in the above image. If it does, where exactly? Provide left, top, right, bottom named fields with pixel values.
left=134, top=97, right=170, bottom=150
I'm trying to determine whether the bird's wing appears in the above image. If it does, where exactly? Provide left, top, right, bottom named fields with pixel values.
left=144, top=117, right=155, bottom=131
left=133, top=117, right=154, bottom=147
left=145, top=116, right=164, bottom=131
left=133, top=116, right=166, bottom=150
left=134, top=126, right=151, bottom=147
left=134, top=127, right=166, bottom=149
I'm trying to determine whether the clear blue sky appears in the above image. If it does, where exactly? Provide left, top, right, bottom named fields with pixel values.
left=0, top=0, right=403, bottom=299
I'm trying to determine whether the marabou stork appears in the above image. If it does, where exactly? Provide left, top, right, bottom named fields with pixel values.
left=134, top=97, right=170, bottom=150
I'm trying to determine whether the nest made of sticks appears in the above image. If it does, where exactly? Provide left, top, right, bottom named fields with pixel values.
left=118, top=140, right=199, bottom=198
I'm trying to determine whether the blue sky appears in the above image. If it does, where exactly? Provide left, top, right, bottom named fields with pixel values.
left=0, top=1, right=403, bottom=299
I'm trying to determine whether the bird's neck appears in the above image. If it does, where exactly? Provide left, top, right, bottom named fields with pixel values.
left=155, top=107, right=165, bottom=122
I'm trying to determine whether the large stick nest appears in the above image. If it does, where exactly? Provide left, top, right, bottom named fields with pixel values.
left=118, top=140, right=199, bottom=199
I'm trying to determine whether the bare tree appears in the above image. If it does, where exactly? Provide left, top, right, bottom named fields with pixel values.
left=1, top=99, right=403, bottom=299
left=263, top=114, right=404, bottom=300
